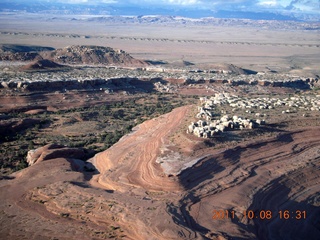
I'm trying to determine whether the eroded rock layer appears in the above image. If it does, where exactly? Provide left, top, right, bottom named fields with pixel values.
left=1, top=106, right=319, bottom=239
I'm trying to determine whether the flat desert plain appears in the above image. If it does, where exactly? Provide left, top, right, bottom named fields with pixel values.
left=0, top=14, right=319, bottom=73
left=0, top=14, right=320, bottom=240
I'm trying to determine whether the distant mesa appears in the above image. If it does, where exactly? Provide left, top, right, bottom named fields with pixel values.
left=198, top=63, right=258, bottom=75
left=21, top=59, right=67, bottom=71
left=0, top=44, right=55, bottom=53
left=40, top=45, right=149, bottom=66
left=0, top=44, right=55, bottom=61
left=145, top=59, right=167, bottom=65
left=215, top=63, right=257, bottom=75
left=0, top=44, right=149, bottom=67
left=170, top=60, right=195, bottom=67
left=145, top=59, right=195, bottom=67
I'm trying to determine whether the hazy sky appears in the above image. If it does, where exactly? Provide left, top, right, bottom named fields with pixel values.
left=59, top=0, right=320, bottom=14
left=7, top=0, right=320, bottom=14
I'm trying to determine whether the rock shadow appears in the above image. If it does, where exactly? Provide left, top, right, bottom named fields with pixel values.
left=178, top=143, right=251, bottom=191
left=67, top=158, right=99, bottom=182
left=167, top=192, right=211, bottom=238
left=178, top=156, right=225, bottom=190
left=145, top=60, right=167, bottom=65
left=241, top=177, right=320, bottom=239
left=128, top=78, right=157, bottom=92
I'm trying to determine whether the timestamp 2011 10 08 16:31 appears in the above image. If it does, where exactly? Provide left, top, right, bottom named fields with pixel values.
left=212, top=210, right=307, bottom=220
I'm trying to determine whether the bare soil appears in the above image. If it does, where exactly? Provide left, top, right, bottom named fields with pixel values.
left=1, top=14, right=319, bottom=74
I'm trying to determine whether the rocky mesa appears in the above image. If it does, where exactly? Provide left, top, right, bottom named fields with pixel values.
left=0, top=44, right=149, bottom=67
left=40, top=45, right=148, bottom=66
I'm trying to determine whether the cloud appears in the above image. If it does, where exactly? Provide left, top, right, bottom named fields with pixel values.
left=123, top=0, right=201, bottom=6
left=167, top=0, right=200, bottom=5
left=40, top=0, right=320, bottom=12
left=255, top=0, right=320, bottom=12
left=259, top=0, right=278, bottom=6
left=55, top=0, right=117, bottom=3
left=124, top=0, right=258, bottom=9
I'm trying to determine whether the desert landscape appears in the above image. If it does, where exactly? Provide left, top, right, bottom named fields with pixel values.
left=0, top=10, right=320, bottom=240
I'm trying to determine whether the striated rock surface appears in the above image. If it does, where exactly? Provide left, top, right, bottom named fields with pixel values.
left=0, top=106, right=320, bottom=239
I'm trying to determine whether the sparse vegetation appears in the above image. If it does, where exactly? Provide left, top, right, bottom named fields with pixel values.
left=0, top=92, right=196, bottom=175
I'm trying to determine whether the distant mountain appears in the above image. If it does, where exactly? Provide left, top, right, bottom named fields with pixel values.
left=0, top=0, right=318, bottom=21
left=211, top=10, right=298, bottom=21
left=80, top=15, right=320, bottom=31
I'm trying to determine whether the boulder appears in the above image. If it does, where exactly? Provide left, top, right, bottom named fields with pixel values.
left=26, top=144, right=93, bottom=166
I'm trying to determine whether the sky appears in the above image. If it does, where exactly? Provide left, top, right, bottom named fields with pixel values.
left=9, top=0, right=320, bottom=12
left=5, top=0, right=320, bottom=19
left=52, top=0, right=319, bottom=10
